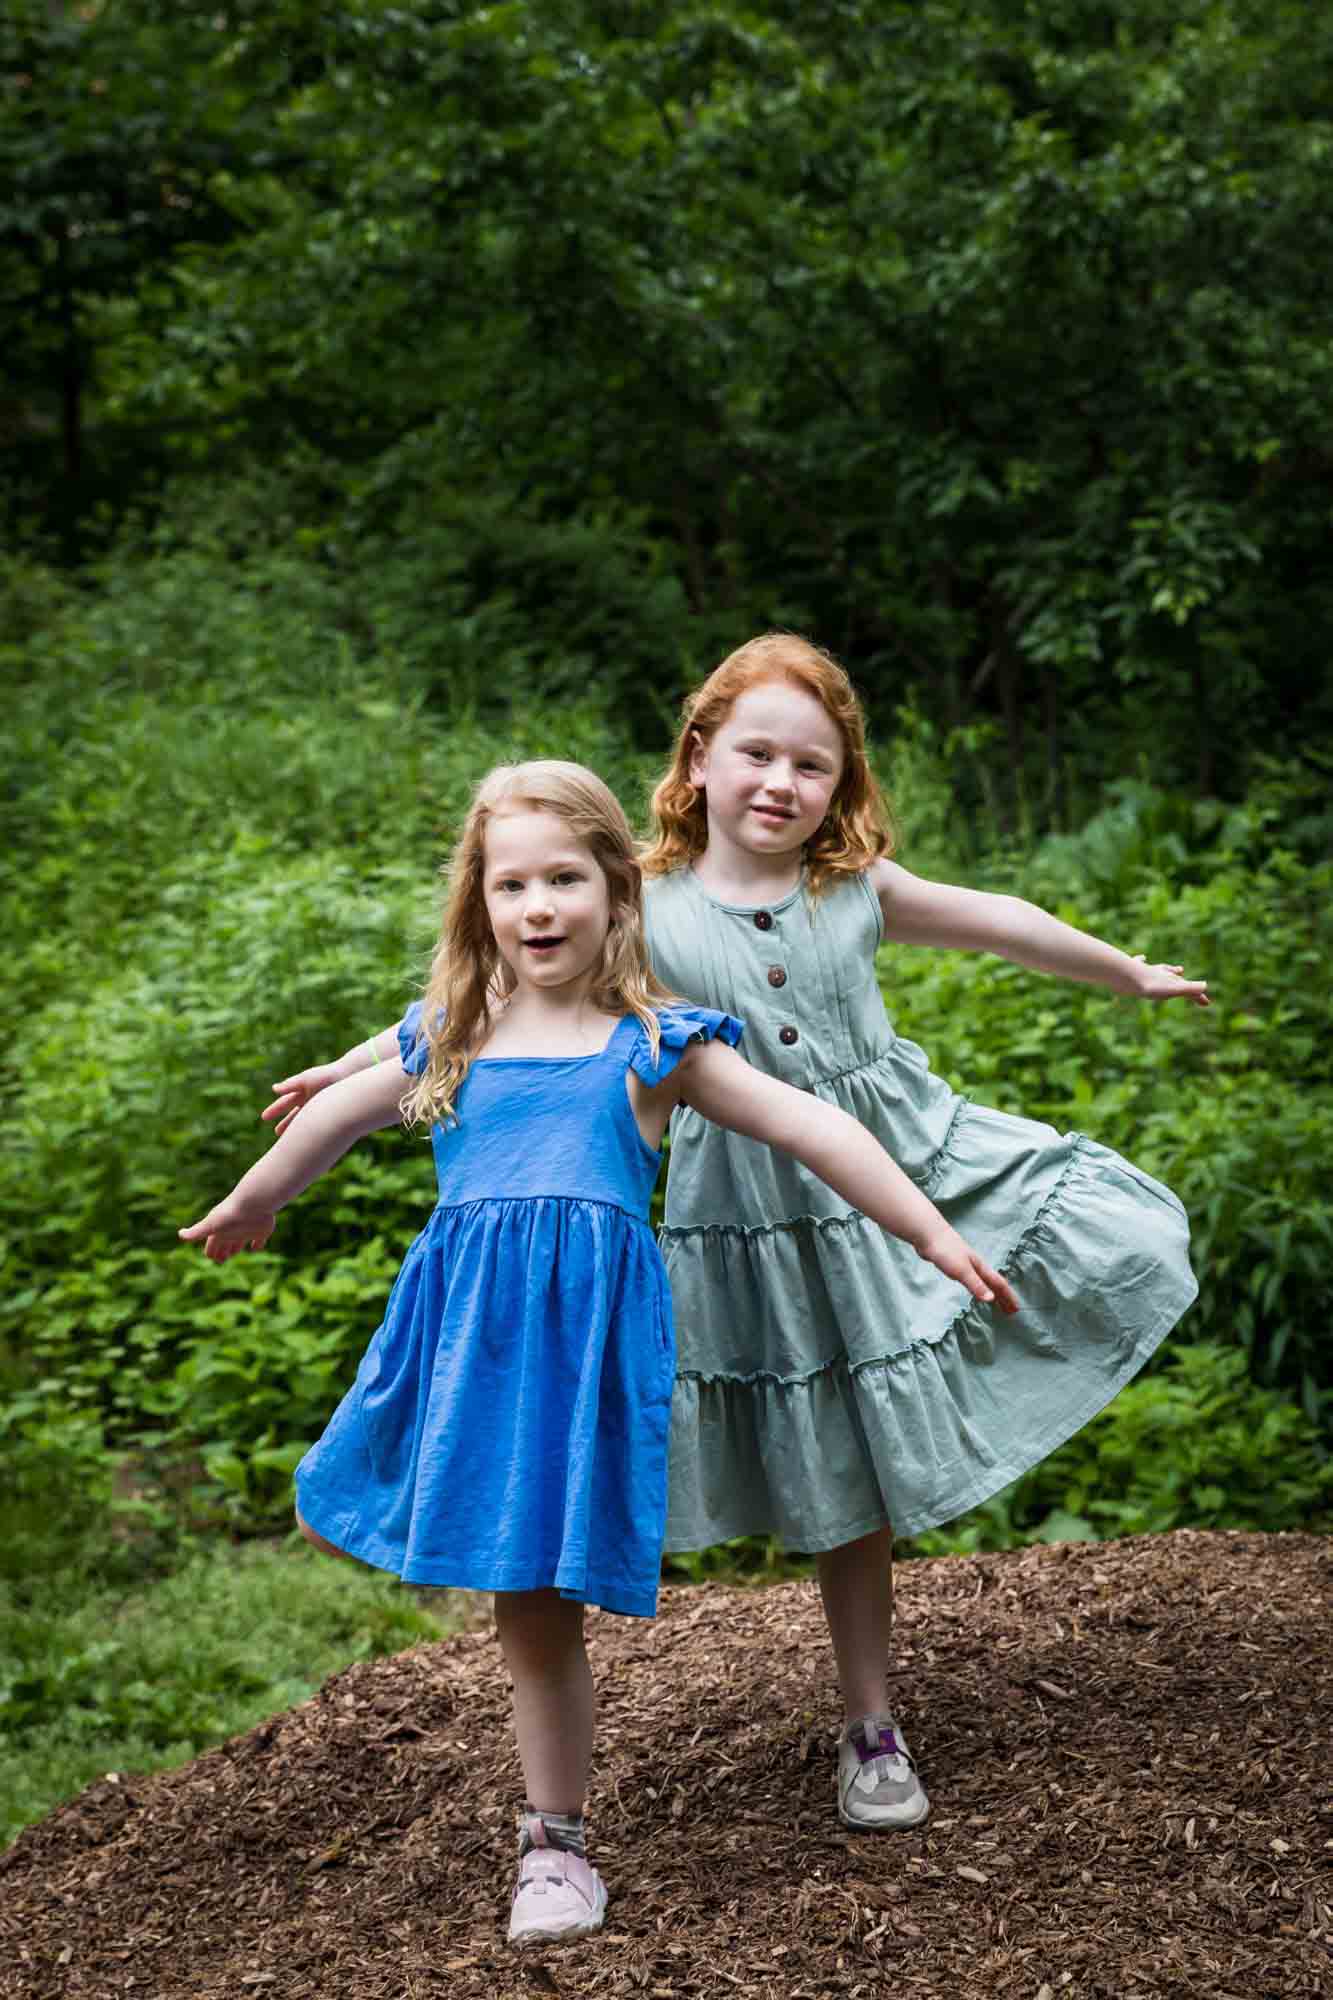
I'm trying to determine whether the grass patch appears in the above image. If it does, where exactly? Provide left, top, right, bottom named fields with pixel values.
left=0, top=1536, right=457, bottom=1849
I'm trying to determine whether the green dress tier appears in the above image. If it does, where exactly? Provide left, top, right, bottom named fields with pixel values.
left=644, top=867, right=1198, bottom=1552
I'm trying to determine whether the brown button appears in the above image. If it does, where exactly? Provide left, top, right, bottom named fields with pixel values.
left=779, top=1025, right=799, bottom=1046
left=753, top=910, right=773, bottom=931
left=767, top=966, right=787, bottom=988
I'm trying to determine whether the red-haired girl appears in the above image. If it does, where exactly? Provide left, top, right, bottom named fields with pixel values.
left=637, top=633, right=1205, bottom=1834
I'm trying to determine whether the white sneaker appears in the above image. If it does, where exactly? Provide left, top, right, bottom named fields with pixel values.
left=836, top=1715, right=930, bottom=1831
left=507, top=1820, right=608, bottom=1946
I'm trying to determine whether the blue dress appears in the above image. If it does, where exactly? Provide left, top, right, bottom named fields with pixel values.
left=293, top=1002, right=742, bottom=1617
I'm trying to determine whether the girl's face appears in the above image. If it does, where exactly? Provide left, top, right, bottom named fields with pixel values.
left=482, top=809, right=612, bottom=997
left=689, top=679, right=845, bottom=861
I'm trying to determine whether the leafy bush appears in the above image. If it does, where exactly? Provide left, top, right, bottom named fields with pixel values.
left=0, top=1400, right=152, bottom=1602
left=0, top=541, right=663, bottom=1521
left=0, top=1321, right=451, bottom=1849
left=0, top=1536, right=449, bottom=1848
left=0, top=524, right=652, bottom=1023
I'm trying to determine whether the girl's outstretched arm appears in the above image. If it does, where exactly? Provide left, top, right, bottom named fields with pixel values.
left=181, top=1060, right=409, bottom=1263
left=262, top=1024, right=401, bottom=1134
left=869, top=859, right=1209, bottom=1006
left=674, top=1043, right=1020, bottom=1313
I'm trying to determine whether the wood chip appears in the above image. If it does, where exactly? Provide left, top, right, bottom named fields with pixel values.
left=1, top=1531, right=1327, bottom=2000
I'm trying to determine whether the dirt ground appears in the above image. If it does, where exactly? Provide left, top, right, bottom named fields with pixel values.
left=2, top=1529, right=1329, bottom=2000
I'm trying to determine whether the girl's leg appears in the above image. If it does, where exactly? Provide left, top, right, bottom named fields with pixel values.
left=494, top=1590, right=607, bottom=1944
left=818, top=1526, right=930, bottom=1831
left=493, top=1590, right=594, bottom=1813
left=816, top=1525, right=895, bottom=1722
left=295, top=1510, right=351, bottom=1562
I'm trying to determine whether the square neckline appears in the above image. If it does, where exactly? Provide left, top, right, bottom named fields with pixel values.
left=470, top=1015, right=635, bottom=1065
left=461, top=1015, right=664, bottom=1169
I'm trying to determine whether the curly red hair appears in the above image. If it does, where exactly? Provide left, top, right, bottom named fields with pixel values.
left=642, top=633, right=895, bottom=895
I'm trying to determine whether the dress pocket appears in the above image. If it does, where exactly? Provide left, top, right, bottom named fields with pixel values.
left=652, top=1285, right=677, bottom=1386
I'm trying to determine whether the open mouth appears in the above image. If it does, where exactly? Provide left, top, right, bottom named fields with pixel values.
left=523, top=936, right=566, bottom=955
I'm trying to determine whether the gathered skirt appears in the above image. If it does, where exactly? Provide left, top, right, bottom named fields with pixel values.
left=296, top=1195, right=676, bottom=1616
left=661, top=1035, right=1198, bottom=1550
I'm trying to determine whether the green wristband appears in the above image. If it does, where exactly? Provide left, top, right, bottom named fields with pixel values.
left=366, top=1037, right=382, bottom=1067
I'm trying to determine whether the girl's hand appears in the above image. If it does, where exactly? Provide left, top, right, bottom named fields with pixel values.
left=178, top=1197, right=278, bottom=1264
left=262, top=1064, right=342, bottom=1135
left=1129, top=956, right=1210, bottom=1007
left=914, top=1224, right=1020, bottom=1315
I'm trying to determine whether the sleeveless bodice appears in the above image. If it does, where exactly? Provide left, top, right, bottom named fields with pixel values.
left=644, top=866, right=888, bottom=1088
left=646, top=867, right=936, bottom=1230
left=427, top=1016, right=662, bottom=1218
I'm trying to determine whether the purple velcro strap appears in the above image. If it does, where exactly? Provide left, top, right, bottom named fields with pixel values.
left=855, top=1727, right=901, bottom=1764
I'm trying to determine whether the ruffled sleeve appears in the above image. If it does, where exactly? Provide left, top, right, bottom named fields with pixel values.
left=627, top=1005, right=744, bottom=1087
left=397, top=1000, right=430, bottom=1077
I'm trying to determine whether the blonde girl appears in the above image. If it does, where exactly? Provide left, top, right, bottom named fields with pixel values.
left=186, top=760, right=1015, bottom=1946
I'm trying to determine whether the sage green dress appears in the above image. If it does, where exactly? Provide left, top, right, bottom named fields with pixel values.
left=644, top=867, right=1198, bottom=1552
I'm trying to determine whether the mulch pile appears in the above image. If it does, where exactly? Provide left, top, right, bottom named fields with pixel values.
left=3, top=1529, right=1329, bottom=2000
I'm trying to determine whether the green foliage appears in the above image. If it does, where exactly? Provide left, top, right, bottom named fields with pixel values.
left=0, top=1400, right=149, bottom=1602
left=0, top=535, right=641, bottom=992
left=0, top=1535, right=449, bottom=1848
left=0, top=1295, right=450, bottom=1850
left=0, top=517, right=664, bottom=1526
left=8, top=2, right=1333, bottom=792
left=0, top=0, right=315, bottom=552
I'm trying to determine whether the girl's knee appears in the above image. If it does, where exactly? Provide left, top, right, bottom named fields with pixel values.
left=295, top=1510, right=347, bottom=1561
left=494, top=1589, right=585, bottom=1660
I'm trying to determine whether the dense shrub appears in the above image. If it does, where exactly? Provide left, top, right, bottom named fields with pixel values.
left=0, top=537, right=660, bottom=1523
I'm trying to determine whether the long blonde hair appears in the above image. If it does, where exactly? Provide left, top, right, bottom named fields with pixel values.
left=404, top=761, right=678, bottom=1127
left=642, top=632, right=895, bottom=895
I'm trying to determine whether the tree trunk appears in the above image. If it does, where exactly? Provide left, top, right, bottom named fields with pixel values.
left=57, top=228, right=81, bottom=488
left=1190, top=653, right=1216, bottom=796
left=992, top=603, right=1024, bottom=834
left=1043, top=666, right=1064, bottom=828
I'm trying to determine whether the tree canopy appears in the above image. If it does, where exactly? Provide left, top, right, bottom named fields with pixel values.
left=6, top=0, right=1333, bottom=799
